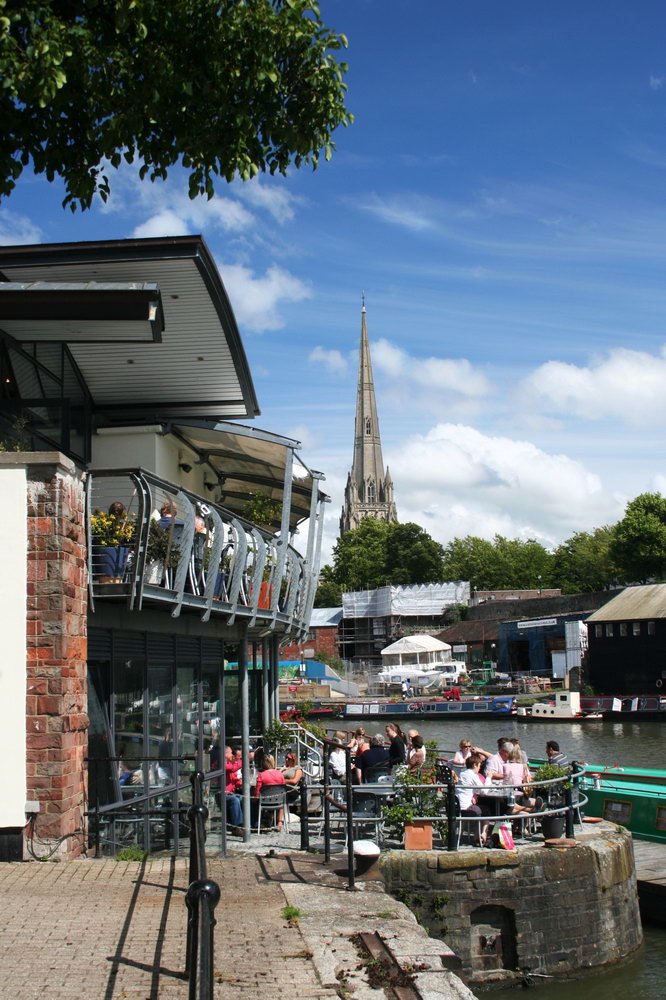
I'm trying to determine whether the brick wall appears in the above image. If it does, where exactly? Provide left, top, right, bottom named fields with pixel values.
left=379, top=826, right=641, bottom=984
left=25, top=455, right=88, bottom=859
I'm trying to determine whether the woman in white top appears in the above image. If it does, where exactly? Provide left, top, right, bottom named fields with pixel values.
left=456, top=755, right=491, bottom=846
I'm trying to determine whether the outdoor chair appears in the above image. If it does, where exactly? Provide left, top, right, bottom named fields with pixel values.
left=256, top=785, right=289, bottom=833
left=363, top=762, right=392, bottom=783
left=347, top=789, right=385, bottom=845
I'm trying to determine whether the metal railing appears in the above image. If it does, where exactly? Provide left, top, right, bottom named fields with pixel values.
left=86, top=468, right=320, bottom=636
left=185, top=771, right=220, bottom=1000
left=293, top=760, right=587, bottom=855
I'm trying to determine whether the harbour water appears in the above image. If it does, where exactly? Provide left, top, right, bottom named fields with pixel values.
left=413, top=718, right=665, bottom=997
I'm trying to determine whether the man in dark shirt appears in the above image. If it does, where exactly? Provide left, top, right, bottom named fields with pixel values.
left=356, top=734, right=390, bottom=781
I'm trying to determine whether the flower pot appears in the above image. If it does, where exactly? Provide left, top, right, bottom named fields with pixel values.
left=93, top=545, right=130, bottom=583
left=404, top=820, right=433, bottom=851
left=540, top=813, right=565, bottom=840
left=258, top=580, right=273, bottom=609
left=145, top=559, right=164, bottom=585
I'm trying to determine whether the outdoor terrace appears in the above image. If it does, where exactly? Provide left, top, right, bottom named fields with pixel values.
left=87, top=466, right=325, bottom=639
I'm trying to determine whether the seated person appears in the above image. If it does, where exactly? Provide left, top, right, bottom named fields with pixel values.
left=356, top=734, right=390, bottom=783
left=223, top=745, right=243, bottom=831
left=281, top=750, right=304, bottom=808
left=329, top=734, right=348, bottom=781
left=407, top=734, right=426, bottom=772
left=253, top=754, right=286, bottom=831
left=546, top=740, right=569, bottom=766
left=452, top=739, right=492, bottom=765
left=385, top=723, right=407, bottom=767
left=502, top=745, right=543, bottom=813
left=456, top=754, right=492, bottom=845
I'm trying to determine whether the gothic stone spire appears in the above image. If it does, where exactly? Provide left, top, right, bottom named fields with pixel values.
left=340, top=300, right=398, bottom=534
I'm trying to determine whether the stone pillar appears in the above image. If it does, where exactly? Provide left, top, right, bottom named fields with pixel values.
left=24, top=453, right=88, bottom=860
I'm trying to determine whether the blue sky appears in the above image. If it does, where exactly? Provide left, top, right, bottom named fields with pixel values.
left=2, top=1, right=666, bottom=562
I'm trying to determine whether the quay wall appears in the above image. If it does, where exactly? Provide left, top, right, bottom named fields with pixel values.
left=379, top=825, right=642, bottom=984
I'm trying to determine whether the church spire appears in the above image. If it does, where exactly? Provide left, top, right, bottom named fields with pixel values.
left=340, top=300, right=398, bottom=535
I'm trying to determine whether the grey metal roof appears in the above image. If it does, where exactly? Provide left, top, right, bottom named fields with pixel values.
left=586, top=585, right=666, bottom=622
left=0, top=281, right=163, bottom=342
left=0, top=236, right=259, bottom=421
left=309, top=608, right=343, bottom=627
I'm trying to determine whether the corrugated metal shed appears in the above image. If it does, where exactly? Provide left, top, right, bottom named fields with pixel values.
left=586, top=585, right=666, bottom=622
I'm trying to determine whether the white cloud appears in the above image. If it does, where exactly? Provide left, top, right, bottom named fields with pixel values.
left=373, top=339, right=492, bottom=397
left=387, top=423, right=622, bottom=546
left=0, top=211, right=42, bottom=245
left=522, top=345, right=666, bottom=425
left=219, top=261, right=311, bottom=332
left=309, top=346, right=348, bottom=375
left=234, top=179, right=299, bottom=224
left=132, top=210, right=189, bottom=238
left=357, top=194, right=438, bottom=232
left=649, top=75, right=664, bottom=91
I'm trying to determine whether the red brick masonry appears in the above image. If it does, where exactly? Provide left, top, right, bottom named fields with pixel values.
left=25, top=455, right=88, bottom=859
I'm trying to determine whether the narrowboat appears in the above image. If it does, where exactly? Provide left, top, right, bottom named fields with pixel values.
left=341, top=694, right=516, bottom=720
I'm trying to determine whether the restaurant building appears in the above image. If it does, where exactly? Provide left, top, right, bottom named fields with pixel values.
left=0, top=236, right=326, bottom=861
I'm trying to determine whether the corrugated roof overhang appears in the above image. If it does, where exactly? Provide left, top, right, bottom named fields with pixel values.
left=169, top=418, right=327, bottom=531
left=0, top=236, right=259, bottom=421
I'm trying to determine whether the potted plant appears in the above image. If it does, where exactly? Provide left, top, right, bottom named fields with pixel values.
left=262, top=719, right=293, bottom=763
left=91, top=508, right=136, bottom=582
left=145, top=520, right=180, bottom=584
left=532, top=762, right=570, bottom=839
left=381, top=757, right=447, bottom=851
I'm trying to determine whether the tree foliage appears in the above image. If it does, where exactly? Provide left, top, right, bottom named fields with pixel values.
left=0, top=0, right=352, bottom=209
left=551, top=526, right=616, bottom=593
left=440, top=534, right=552, bottom=592
left=609, top=492, right=666, bottom=583
left=316, top=519, right=446, bottom=599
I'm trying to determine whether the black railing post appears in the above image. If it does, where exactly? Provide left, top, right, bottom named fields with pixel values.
left=565, top=783, right=575, bottom=839
left=299, top=776, right=309, bottom=852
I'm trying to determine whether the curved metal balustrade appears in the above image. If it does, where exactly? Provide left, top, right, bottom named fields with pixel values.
left=86, top=468, right=323, bottom=637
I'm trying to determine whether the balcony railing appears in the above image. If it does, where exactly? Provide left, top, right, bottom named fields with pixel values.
left=86, top=469, right=322, bottom=636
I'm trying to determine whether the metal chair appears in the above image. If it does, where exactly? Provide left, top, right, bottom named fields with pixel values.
left=347, top=789, right=386, bottom=845
left=363, top=762, right=392, bottom=784
left=256, top=785, right=289, bottom=833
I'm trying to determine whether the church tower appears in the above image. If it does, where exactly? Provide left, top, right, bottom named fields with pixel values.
left=340, top=300, right=398, bottom=534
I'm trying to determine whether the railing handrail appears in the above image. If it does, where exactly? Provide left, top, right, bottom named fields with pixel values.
left=185, top=771, right=220, bottom=1000
left=87, top=467, right=319, bottom=636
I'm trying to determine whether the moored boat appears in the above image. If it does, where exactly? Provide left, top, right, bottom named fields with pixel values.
left=518, top=691, right=603, bottom=722
left=341, top=694, right=516, bottom=720
left=577, top=764, right=666, bottom=843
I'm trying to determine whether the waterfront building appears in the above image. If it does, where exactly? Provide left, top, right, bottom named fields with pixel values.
left=340, top=581, right=470, bottom=668
left=339, top=301, right=397, bottom=534
left=587, top=584, right=666, bottom=693
left=0, top=236, right=326, bottom=861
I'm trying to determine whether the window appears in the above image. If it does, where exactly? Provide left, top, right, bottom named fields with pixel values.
left=647, top=621, right=655, bottom=636
left=367, top=479, right=376, bottom=503
left=595, top=624, right=602, bottom=638
left=619, top=623, right=628, bottom=637
left=365, top=417, right=371, bottom=435
left=632, top=622, right=641, bottom=636
left=605, top=623, right=613, bottom=637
